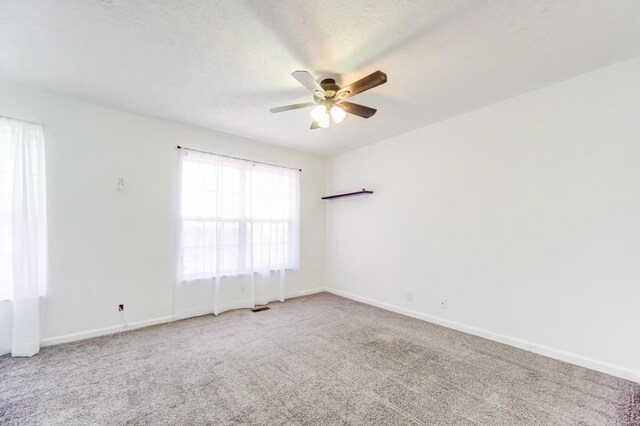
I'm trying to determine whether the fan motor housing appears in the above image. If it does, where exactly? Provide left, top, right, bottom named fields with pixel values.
left=320, top=78, right=341, bottom=97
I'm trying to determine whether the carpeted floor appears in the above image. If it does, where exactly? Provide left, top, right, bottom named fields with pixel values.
left=1, top=292, right=638, bottom=425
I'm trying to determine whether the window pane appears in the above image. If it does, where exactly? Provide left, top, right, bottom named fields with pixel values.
left=1, top=121, right=48, bottom=299
left=203, top=247, right=216, bottom=275
left=183, top=246, right=204, bottom=277
left=0, top=128, right=13, bottom=299
left=183, top=221, right=205, bottom=247
left=221, top=245, right=240, bottom=273
left=220, top=193, right=241, bottom=218
left=220, top=222, right=239, bottom=246
left=204, top=221, right=217, bottom=247
left=221, top=166, right=240, bottom=193
left=183, top=189, right=203, bottom=217
left=180, top=152, right=299, bottom=279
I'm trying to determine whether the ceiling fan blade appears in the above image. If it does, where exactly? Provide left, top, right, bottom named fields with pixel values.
left=338, top=101, right=377, bottom=118
left=336, top=70, right=387, bottom=99
left=292, top=71, right=325, bottom=95
left=270, top=102, right=317, bottom=113
left=310, top=121, right=320, bottom=129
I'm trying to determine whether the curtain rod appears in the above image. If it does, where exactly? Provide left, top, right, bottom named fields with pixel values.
left=176, top=146, right=302, bottom=172
left=0, top=115, right=42, bottom=126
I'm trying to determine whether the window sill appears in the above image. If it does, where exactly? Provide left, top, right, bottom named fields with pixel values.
left=180, top=267, right=298, bottom=283
left=0, top=295, right=46, bottom=303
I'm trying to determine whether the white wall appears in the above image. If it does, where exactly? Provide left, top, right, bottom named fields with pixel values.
left=325, top=57, right=640, bottom=381
left=2, top=56, right=638, bottom=382
left=0, top=81, right=326, bottom=349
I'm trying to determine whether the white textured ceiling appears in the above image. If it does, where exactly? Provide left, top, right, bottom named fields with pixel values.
left=1, top=1, right=640, bottom=156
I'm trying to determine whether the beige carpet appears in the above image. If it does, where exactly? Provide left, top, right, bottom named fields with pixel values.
left=1, top=292, right=638, bottom=425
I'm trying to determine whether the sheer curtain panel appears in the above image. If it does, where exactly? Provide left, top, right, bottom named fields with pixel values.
left=178, top=149, right=300, bottom=315
left=0, top=118, right=47, bottom=357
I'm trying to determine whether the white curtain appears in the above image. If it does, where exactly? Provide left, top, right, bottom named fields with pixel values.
left=177, top=149, right=300, bottom=315
left=0, top=118, right=47, bottom=357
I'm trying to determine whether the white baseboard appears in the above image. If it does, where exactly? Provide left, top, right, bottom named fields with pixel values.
left=324, top=287, right=640, bottom=383
left=292, top=287, right=325, bottom=298
left=40, top=315, right=174, bottom=347
left=39, top=286, right=638, bottom=382
left=173, top=305, right=212, bottom=321
left=41, top=287, right=328, bottom=348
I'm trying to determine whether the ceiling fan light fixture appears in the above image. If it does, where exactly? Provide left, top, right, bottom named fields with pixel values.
left=330, top=105, right=346, bottom=123
left=318, top=113, right=330, bottom=128
left=310, top=104, right=327, bottom=122
left=270, top=70, right=387, bottom=129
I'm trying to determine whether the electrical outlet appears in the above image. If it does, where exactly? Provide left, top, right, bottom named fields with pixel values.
left=406, top=292, right=413, bottom=302
left=116, top=177, right=125, bottom=192
left=440, top=298, right=447, bottom=309
left=118, top=304, right=124, bottom=312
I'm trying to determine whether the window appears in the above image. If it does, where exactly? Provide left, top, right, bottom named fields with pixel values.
left=0, top=117, right=47, bottom=302
left=179, top=149, right=300, bottom=280
left=0, top=125, right=12, bottom=300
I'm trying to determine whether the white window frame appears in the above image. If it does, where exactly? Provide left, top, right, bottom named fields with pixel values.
left=179, top=149, right=300, bottom=281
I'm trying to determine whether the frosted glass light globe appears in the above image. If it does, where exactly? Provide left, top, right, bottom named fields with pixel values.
left=317, top=113, right=330, bottom=128
left=310, top=105, right=327, bottom=122
left=330, top=106, right=346, bottom=123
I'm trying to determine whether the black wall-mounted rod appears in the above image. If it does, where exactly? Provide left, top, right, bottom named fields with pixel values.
left=176, top=146, right=302, bottom=172
left=321, top=188, right=373, bottom=200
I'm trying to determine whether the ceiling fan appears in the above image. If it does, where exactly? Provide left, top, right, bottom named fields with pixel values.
left=270, top=70, right=387, bottom=129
